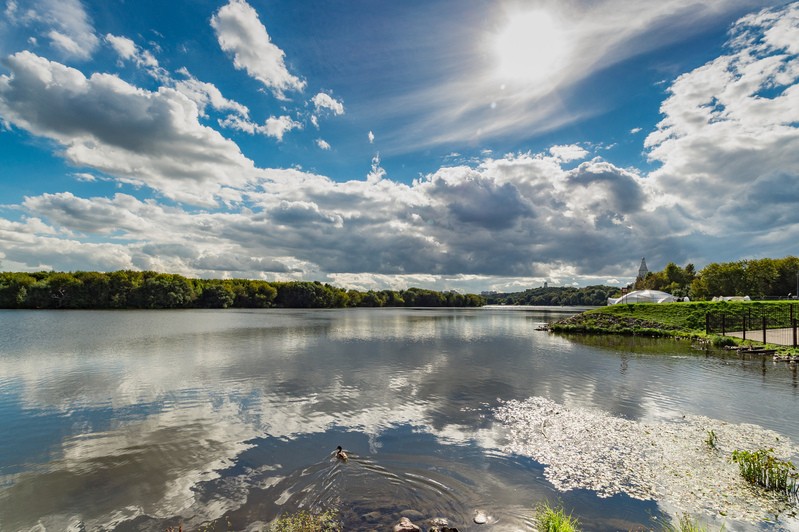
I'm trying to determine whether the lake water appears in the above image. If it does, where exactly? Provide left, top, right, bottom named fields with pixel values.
left=1, top=307, right=798, bottom=531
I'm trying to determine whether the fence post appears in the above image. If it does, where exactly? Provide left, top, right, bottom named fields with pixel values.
left=742, top=312, right=746, bottom=341
left=722, top=314, right=726, bottom=336
left=763, top=315, right=767, bottom=344
left=794, top=317, right=797, bottom=348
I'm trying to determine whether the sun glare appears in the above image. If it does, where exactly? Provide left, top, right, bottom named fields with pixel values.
left=493, top=10, right=570, bottom=83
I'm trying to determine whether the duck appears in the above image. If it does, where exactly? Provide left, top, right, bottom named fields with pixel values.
left=335, top=445, right=348, bottom=462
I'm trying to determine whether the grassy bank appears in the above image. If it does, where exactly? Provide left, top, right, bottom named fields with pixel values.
left=549, top=300, right=794, bottom=339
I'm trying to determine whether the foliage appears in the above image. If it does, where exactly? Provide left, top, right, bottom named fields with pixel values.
left=0, top=271, right=485, bottom=310
left=533, top=502, right=580, bottom=532
left=731, top=448, right=798, bottom=501
left=625, top=256, right=799, bottom=301
left=635, top=262, right=697, bottom=299
left=484, top=285, right=617, bottom=306
left=709, top=335, right=736, bottom=348
left=268, top=509, right=340, bottom=532
left=689, top=256, right=799, bottom=300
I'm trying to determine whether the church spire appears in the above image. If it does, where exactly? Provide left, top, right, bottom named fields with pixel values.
left=637, top=257, right=649, bottom=281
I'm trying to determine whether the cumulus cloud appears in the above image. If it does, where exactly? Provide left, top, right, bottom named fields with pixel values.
left=368, top=130, right=375, bottom=143
left=549, top=144, right=589, bottom=162
left=105, top=34, right=159, bottom=70
left=5, top=146, right=657, bottom=288
left=211, top=0, right=305, bottom=99
left=644, top=2, right=799, bottom=257
left=5, top=0, right=99, bottom=60
left=0, top=51, right=259, bottom=206
left=264, top=115, right=302, bottom=141
left=311, top=92, right=344, bottom=115
left=219, top=114, right=301, bottom=141
left=173, top=68, right=249, bottom=118
left=316, top=138, right=331, bottom=150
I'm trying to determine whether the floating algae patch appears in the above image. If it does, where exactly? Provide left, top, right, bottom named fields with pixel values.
left=495, top=397, right=799, bottom=523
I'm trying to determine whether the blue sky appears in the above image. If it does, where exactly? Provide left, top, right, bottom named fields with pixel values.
left=0, top=0, right=797, bottom=292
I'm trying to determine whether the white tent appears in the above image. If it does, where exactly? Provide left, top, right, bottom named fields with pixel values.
left=608, top=289, right=676, bottom=305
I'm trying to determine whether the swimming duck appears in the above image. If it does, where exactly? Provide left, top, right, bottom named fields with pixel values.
left=335, top=445, right=348, bottom=462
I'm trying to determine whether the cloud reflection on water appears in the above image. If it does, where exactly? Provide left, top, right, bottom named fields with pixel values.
left=0, top=308, right=796, bottom=530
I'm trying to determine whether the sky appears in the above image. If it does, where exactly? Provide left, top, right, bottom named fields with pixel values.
left=0, top=0, right=798, bottom=293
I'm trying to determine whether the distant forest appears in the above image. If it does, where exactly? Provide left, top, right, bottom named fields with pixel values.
left=483, top=286, right=618, bottom=307
left=0, top=271, right=484, bottom=310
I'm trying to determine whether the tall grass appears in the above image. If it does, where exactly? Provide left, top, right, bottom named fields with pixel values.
left=534, top=502, right=580, bottom=532
left=731, top=448, right=798, bottom=501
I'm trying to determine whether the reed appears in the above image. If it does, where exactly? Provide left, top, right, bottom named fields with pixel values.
left=534, top=502, right=581, bottom=532
left=731, top=448, right=799, bottom=501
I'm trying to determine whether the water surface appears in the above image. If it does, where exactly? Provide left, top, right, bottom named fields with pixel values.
left=1, top=308, right=797, bottom=530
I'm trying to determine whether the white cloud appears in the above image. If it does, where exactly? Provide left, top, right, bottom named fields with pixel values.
left=6, top=0, right=99, bottom=60
left=316, top=138, right=331, bottom=150
left=0, top=51, right=259, bottom=206
left=3, top=146, right=659, bottom=289
left=263, top=115, right=301, bottom=141
left=173, top=68, right=249, bottom=118
left=630, top=127, right=642, bottom=134
left=105, top=34, right=160, bottom=71
left=311, top=92, right=344, bottom=115
left=644, top=1, right=799, bottom=251
left=368, top=130, right=375, bottom=143
left=549, top=144, right=589, bottom=162
left=218, top=114, right=303, bottom=141
left=264, top=116, right=302, bottom=141
left=211, top=0, right=305, bottom=99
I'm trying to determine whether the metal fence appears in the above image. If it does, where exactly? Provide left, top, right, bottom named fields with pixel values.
left=706, top=304, right=798, bottom=346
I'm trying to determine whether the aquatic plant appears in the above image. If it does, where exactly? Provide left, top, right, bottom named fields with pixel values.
left=660, top=513, right=716, bottom=531
left=705, top=430, right=718, bottom=449
left=731, top=448, right=799, bottom=501
left=268, top=509, right=341, bottom=532
left=533, top=502, right=580, bottom=532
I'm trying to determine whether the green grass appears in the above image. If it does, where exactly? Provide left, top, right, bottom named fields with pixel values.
left=550, top=300, right=798, bottom=340
left=268, top=509, right=341, bottom=532
left=534, top=502, right=581, bottom=532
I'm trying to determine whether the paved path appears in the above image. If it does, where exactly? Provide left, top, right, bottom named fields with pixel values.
left=724, top=327, right=796, bottom=346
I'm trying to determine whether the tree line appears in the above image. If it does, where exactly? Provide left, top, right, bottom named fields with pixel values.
left=0, top=271, right=485, bottom=310
left=483, top=285, right=619, bottom=306
left=633, top=256, right=799, bottom=300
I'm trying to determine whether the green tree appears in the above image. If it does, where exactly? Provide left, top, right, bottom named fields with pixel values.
left=198, top=283, right=235, bottom=308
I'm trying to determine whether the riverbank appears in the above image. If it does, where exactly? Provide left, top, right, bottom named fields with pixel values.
left=548, top=301, right=797, bottom=347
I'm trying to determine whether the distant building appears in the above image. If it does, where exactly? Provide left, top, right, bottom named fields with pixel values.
left=543, top=281, right=548, bottom=289
left=637, top=257, right=649, bottom=281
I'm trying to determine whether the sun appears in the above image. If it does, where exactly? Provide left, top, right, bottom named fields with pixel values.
left=493, top=9, right=570, bottom=83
